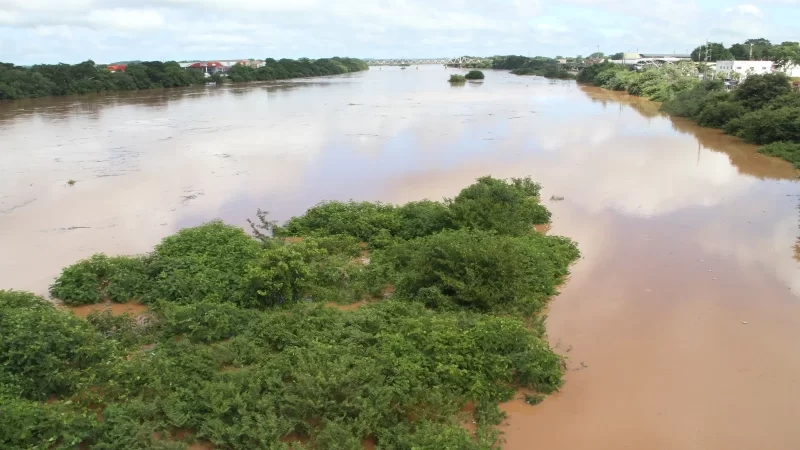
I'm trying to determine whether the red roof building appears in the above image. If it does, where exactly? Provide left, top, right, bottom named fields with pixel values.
left=107, top=64, right=127, bottom=72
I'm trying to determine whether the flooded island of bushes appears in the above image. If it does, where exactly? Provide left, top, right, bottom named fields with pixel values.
left=1, top=176, right=580, bottom=449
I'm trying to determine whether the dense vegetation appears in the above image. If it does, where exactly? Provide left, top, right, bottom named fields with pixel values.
left=448, top=74, right=466, bottom=83
left=579, top=63, right=800, bottom=168
left=493, top=56, right=574, bottom=80
left=464, top=70, right=485, bottom=80
left=0, top=57, right=369, bottom=100
left=689, top=38, right=800, bottom=68
left=2, top=176, right=580, bottom=449
left=225, top=58, right=368, bottom=83
left=0, top=60, right=206, bottom=100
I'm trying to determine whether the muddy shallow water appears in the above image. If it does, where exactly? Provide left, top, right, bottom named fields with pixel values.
left=1, top=67, right=799, bottom=449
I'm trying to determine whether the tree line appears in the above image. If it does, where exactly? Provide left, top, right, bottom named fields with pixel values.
left=491, top=56, right=575, bottom=79
left=688, top=38, right=800, bottom=68
left=224, top=57, right=369, bottom=83
left=0, top=60, right=206, bottom=100
left=1, top=176, right=580, bottom=449
left=0, top=57, right=370, bottom=100
left=578, top=62, right=800, bottom=168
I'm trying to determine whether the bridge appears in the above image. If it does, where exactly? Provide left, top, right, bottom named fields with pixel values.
left=366, top=56, right=491, bottom=66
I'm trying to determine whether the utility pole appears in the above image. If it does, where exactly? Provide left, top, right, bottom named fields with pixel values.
left=749, top=43, right=753, bottom=60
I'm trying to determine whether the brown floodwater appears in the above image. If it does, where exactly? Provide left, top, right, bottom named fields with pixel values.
left=1, top=67, right=799, bottom=449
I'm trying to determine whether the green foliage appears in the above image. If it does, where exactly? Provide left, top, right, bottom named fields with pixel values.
left=0, top=290, right=118, bottom=400
left=758, top=142, right=800, bottom=168
left=0, top=60, right=206, bottom=100
left=390, top=230, right=579, bottom=315
left=226, top=57, right=368, bottom=83
left=696, top=100, right=747, bottom=127
left=148, top=221, right=262, bottom=304
left=733, top=72, right=792, bottom=110
left=449, top=74, right=466, bottom=83
left=0, top=58, right=367, bottom=100
left=690, top=42, right=733, bottom=62
left=278, top=201, right=401, bottom=244
left=49, top=254, right=150, bottom=305
left=464, top=70, right=485, bottom=80
left=723, top=106, right=800, bottom=144
left=450, top=176, right=550, bottom=235
left=2, top=177, right=580, bottom=448
left=0, top=389, right=97, bottom=450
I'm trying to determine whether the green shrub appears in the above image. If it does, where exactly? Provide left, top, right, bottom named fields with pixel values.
left=241, top=242, right=322, bottom=308
left=159, top=299, right=255, bottom=343
left=277, top=201, right=400, bottom=244
left=450, top=176, right=550, bottom=235
left=49, top=254, right=150, bottom=305
left=147, top=221, right=261, bottom=304
left=695, top=100, right=747, bottom=127
left=733, top=73, right=792, bottom=111
left=395, top=200, right=456, bottom=240
left=464, top=70, right=485, bottom=80
left=392, top=229, right=579, bottom=315
left=758, top=141, right=800, bottom=168
left=723, top=106, right=800, bottom=144
left=0, top=389, right=97, bottom=449
left=0, top=290, right=117, bottom=400
left=448, top=74, right=466, bottom=83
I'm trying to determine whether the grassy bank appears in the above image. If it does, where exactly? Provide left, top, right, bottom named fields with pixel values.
left=0, top=57, right=369, bottom=100
left=578, top=62, right=800, bottom=168
left=1, top=176, right=579, bottom=449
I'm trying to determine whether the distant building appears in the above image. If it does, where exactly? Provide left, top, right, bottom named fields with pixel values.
left=107, top=64, right=127, bottom=73
left=716, top=60, right=773, bottom=79
left=179, top=59, right=265, bottom=72
left=777, top=64, right=800, bottom=78
left=612, top=53, right=692, bottom=66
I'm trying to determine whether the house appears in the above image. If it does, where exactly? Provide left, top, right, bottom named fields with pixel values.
left=188, top=61, right=225, bottom=74
left=715, top=60, right=773, bottom=79
left=107, top=64, right=127, bottom=73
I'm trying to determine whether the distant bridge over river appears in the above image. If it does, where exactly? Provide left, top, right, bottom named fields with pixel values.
left=366, top=57, right=491, bottom=66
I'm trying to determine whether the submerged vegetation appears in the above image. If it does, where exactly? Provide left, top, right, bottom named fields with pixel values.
left=448, top=74, right=466, bottom=83
left=579, top=63, right=800, bottom=168
left=464, top=70, right=485, bottom=80
left=2, top=176, right=580, bottom=449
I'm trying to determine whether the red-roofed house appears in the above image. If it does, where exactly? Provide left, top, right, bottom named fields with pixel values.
left=188, top=62, right=224, bottom=74
left=107, top=65, right=127, bottom=73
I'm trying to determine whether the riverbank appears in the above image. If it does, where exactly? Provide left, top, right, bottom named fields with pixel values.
left=578, top=62, right=800, bottom=168
left=0, top=57, right=369, bottom=100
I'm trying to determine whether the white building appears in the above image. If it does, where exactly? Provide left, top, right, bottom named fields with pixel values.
left=715, top=60, right=773, bottom=79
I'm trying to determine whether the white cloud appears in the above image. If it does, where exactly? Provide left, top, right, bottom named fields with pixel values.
left=0, top=0, right=797, bottom=63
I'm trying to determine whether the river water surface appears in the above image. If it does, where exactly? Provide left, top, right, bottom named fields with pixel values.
left=1, top=66, right=799, bottom=449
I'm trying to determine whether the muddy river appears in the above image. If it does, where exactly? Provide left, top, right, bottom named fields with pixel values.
left=1, top=66, right=799, bottom=449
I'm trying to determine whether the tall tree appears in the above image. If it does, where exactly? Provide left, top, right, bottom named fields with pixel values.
left=691, top=43, right=733, bottom=62
left=771, top=41, right=800, bottom=69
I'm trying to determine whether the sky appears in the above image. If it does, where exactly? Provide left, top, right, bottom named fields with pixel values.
left=0, top=0, right=798, bottom=65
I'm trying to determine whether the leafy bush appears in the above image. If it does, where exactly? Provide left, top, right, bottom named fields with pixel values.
left=0, top=388, right=97, bottom=449
left=395, top=200, right=456, bottom=240
left=50, top=254, right=150, bottom=305
left=158, top=298, right=255, bottom=343
left=695, top=100, right=747, bottom=127
left=464, top=70, right=485, bottom=80
left=733, top=73, right=792, bottom=111
left=147, top=221, right=261, bottom=304
left=448, top=74, right=466, bottom=83
left=758, top=142, right=800, bottom=168
left=277, top=201, right=400, bottom=245
left=392, top=229, right=579, bottom=315
left=0, top=290, right=117, bottom=400
left=723, top=106, right=800, bottom=144
left=450, top=176, right=550, bottom=235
